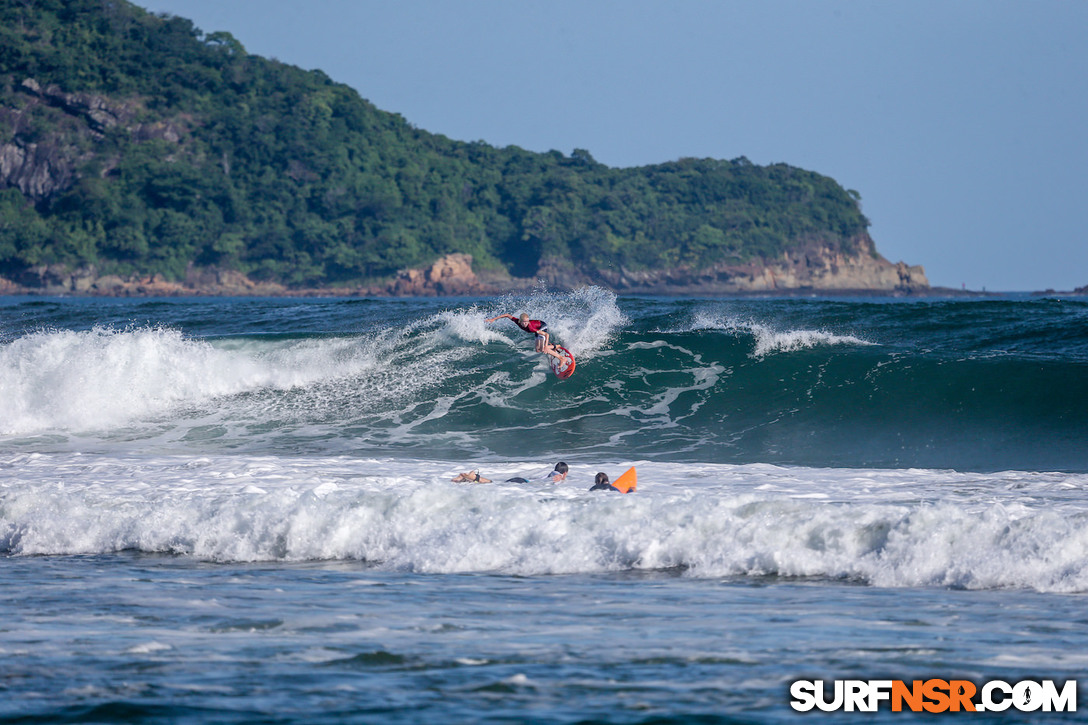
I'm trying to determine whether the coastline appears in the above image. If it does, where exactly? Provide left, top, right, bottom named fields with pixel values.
left=0, top=281, right=1007, bottom=299
left=1, top=253, right=1074, bottom=299
left=0, top=276, right=1044, bottom=300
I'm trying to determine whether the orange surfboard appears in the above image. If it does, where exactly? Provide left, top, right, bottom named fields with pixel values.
left=612, top=467, right=637, bottom=493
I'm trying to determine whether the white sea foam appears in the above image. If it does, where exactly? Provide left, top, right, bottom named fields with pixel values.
left=0, top=327, right=265, bottom=434
left=483, top=286, right=628, bottom=359
left=685, top=310, right=873, bottom=357
left=3, top=454, right=1086, bottom=593
left=0, top=326, right=384, bottom=435
left=747, top=324, right=871, bottom=357
left=0, top=312, right=503, bottom=438
left=125, top=641, right=173, bottom=654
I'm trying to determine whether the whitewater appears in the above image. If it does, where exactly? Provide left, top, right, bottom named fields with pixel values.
left=2, top=290, right=1087, bottom=723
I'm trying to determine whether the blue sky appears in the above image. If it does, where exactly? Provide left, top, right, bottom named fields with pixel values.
left=137, top=0, right=1088, bottom=291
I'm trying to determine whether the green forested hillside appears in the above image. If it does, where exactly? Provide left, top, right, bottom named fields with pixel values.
left=0, top=0, right=872, bottom=287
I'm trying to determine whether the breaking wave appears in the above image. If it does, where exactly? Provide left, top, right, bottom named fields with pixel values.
left=3, top=455, right=1086, bottom=593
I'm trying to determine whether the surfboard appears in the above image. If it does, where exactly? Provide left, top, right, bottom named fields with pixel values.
left=550, top=346, right=576, bottom=379
left=612, top=467, right=636, bottom=493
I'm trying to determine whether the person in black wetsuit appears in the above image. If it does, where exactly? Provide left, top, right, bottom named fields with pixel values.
left=589, top=472, right=621, bottom=492
left=507, top=461, right=567, bottom=483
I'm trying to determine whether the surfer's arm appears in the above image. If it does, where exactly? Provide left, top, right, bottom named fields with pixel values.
left=452, top=470, right=491, bottom=483
left=486, top=314, right=515, bottom=323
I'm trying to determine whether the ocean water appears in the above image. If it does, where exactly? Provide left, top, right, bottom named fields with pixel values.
left=2, top=289, right=1087, bottom=723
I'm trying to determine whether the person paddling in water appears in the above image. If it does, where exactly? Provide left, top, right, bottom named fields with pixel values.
left=487, top=313, right=550, bottom=353
left=589, top=472, right=622, bottom=492
left=451, top=469, right=491, bottom=483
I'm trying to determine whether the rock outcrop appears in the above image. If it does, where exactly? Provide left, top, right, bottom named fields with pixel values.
left=19, top=78, right=126, bottom=135
left=387, top=253, right=488, bottom=296
left=6, top=263, right=286, bottom=297
left=0, top=245, right=931, bottom=298
left=593, top=236, right=928, bottom=295
left=0, top=139, right=78, bottom=200
left=0, top=79, right=129, bottom=200
left=381, top=245, right=929, bottom=297
left=2, top=254, right=503, bottom=296
left=1, top=78, right=187, bottom=202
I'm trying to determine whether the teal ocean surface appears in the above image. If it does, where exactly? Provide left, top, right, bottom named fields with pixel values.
left=2, top=290, right=1086, bottom=722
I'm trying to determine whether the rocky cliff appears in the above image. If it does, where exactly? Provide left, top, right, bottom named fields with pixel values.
left=0, top=77, right=187, bottom=202
left=586, top=235, right=928, bottom=294
left=2, top=244, right=927, bottom=297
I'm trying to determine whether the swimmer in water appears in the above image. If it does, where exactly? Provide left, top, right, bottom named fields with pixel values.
left=589, top=472, right=622, bottom=492
left=506, top=462, right=568, bottom=484
left=451, top=470, right=491, bottom=483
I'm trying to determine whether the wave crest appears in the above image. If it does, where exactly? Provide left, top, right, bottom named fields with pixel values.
left=686, top=311, right=873, bottom=357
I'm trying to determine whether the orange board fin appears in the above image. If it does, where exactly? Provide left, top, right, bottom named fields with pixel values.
left=612, top=467, right=637, bottom=493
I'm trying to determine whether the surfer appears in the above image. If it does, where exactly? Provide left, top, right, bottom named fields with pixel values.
left=540, top=343, right=568, bottom=365
left=590, top=468, right=637, bottom=493
left=451, top=470, right=492, bottom=483
left=589, top=472, right=622, bottom=492
left=487, top=312, right=550, bottom=352
left=506, top=461, right=568, bottom=484
left=542, top=342, right=576, bottom=379
left=545, top=462, right=569, bottom=483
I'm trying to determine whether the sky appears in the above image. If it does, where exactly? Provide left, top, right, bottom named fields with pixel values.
left=136, top=0, right=1088, bottom=291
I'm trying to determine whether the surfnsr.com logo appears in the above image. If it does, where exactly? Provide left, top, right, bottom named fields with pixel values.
left=790, top=679, right=1077, bottom=713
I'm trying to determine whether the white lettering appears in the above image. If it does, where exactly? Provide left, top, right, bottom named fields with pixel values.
left=789, top=680, right=816, bottom=712
left=814, top=680, right=844, bottom=712
left=981, top=680, right=1013, bottom=712
left=844, top=680, right=869, bottom=712
left=793, top=677, right=1076, bottom=713
left=1014, top=681, right=1044, bottom=712
left=1040, top=680, right=1078, bottom=712
left=868, top=680, right=893, bottom=711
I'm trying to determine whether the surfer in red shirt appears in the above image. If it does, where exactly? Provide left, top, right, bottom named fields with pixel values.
left=487, top=312, right=550, bottom=352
